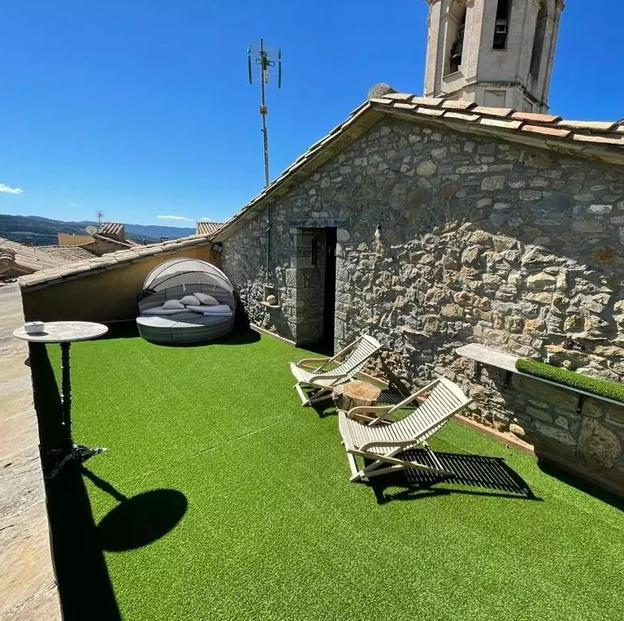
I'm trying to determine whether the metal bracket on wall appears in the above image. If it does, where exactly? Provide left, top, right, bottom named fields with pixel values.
left=577, top=393, right=585, bottom=415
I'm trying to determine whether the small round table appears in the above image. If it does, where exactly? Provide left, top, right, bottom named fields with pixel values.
left=14, top=321, right=108, bottom=477
left=333, top=380, right=382, bottom=411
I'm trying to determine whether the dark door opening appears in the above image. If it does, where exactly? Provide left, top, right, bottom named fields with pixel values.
left=322, top=227, right=337, bottom=352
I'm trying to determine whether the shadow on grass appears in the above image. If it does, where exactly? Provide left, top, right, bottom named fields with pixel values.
left=83, top=468, right=188, bottom=552
left=537, top=460, right=624, bottom=512
left=29, top=343, right=121, bottom=620
left=29, top=342, right=187, bottom=619
left=364, top=449, right=539, bottom=504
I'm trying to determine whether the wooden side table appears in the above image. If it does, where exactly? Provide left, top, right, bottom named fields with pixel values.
left=333, top=380, right=381, bottom=411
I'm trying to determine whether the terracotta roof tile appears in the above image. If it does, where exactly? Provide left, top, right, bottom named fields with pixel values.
left=18, top=235, right=213, bottom=290
left=512, top=111, right=561, bottom=123
left=415, top=106, right=445, bottom=117
left=480, top=117, right=524, bottom=130
left=472, top=106, right=514, bottom=118
left=393, top=102, right=417, bottom=110
left=98, top=222, right=125, bottom=241
left=213, top=92, right=624, bottom=243
left=441, top=100, right=476, bottom=110
left=410, top=96, right=444, bottom=107
left=381, top=92, right=414, bottom=101
left=572, top=133, right=624, bottom=146
left=196, top=221, right=224, bottom=236
left=443, top=111, right=480, bottom=122
left=521, top=124, right=572, bottom=139
left=558, top=120, right=617, bottom=131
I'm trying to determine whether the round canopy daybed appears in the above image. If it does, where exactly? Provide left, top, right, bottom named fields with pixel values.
left=136, top=258, right=236, bottom=345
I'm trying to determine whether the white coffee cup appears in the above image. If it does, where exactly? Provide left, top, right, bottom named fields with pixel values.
left=24, top=321, right=45, bottom=334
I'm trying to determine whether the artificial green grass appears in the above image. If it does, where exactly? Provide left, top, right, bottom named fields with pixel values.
left=44, top=328, right=624, bottom=621
left=517, top=358, right=624, bottom=403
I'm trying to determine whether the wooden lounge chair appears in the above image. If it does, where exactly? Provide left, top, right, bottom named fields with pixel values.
left=338, top=377, right=472, bottom=482
left=289, top=335, right=381, bottom=406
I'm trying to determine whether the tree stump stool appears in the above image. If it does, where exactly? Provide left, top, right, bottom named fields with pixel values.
left=333, top=380, right=381, bottom=412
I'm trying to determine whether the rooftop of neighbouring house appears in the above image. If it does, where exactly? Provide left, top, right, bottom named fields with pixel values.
left=196, top=221, right=224, bottom=236
left=0, top=236, right=95, bottom=279
left=98, top=221, right=126, bottom=241
left=17, top=233, right=214, bottom=290
left=212, top=93, right=624, bottom=243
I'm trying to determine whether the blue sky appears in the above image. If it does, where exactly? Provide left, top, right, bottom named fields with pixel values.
left=1, top=1, right=622, bottom=227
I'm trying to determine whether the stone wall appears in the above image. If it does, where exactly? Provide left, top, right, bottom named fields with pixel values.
left=222, top=116, right=624, bottom=490
left=468, top=362, right=624, bottom=496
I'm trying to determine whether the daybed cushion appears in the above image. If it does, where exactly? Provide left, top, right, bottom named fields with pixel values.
left=185, top=304, right=233, bottom=316
left=180, top=294, right=201, bottom=306
left=162, top=299, right=185, bottom=310
left=194, top=292, right=219, bottom=306
left=143, top=305, right=192, bottom=316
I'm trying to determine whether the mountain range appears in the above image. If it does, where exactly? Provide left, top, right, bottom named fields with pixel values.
left=0, top=214, right=195, bottom=246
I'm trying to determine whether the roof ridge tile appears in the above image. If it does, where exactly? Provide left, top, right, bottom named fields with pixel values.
left=558, top=120, right=617, bottom=131
left=443, top=111, right=480, bottom=122
left=512, top=111, right=561, bottom=124
left=480, top=117, right=523, bottom=130
left=381, top=92, right=414, bottom=101
left=572, top=133, right=624, bottom=146
left=410, top=96, right=443, bottom=107
left=441, top=100, right=476, bottom=110
left=521, top=124, right=572, bottom=139
left=472, top=106, right=514, bottom=118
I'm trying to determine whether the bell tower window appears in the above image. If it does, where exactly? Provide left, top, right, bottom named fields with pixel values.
left=445, top=2, right=467, bottom=75
left=493, top=0, right=510, bottom=49
left=530, top=1, right=548, bottom=80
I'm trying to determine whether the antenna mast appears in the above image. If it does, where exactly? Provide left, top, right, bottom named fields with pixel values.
left=96, top=211, right=104, bottom=230
left=248, top=39, right=282, bottom=187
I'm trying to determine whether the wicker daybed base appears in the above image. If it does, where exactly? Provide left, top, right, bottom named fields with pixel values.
left=136, top=313, right=234, bottom=345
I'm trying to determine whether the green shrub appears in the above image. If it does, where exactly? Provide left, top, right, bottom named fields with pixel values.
left=516, top=358, right=624, bottom=404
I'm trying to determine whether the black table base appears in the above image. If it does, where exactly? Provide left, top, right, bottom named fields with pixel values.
left=46, top=342, right=107, bottom=478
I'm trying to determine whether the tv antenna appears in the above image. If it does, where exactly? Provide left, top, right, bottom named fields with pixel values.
left=96, top=211, right=104, bottom=230
left=247, top=39, right=282, bottom=187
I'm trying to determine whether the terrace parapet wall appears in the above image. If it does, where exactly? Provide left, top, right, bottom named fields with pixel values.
left=221, top=117, right=624, bottom=492
left=461, top=360, right=624, bottom=496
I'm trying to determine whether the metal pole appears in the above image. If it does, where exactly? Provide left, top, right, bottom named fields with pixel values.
left=60, top=342, right=73, bottom=451
left=259, top=38, right=270, bottom=187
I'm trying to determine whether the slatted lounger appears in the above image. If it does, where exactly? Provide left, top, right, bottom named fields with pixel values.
left=289, top=335, right=381, bottom=406
left=338, top=377, right=472, bottom=482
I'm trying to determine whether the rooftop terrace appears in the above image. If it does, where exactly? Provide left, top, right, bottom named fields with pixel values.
left=33, top=325, right=624, bottom=621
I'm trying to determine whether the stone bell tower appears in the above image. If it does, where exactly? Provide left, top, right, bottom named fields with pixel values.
left=424, top=0, right=564, bottom=112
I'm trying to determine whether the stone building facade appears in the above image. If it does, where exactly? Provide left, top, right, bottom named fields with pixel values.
left=216, top=94, right=624, bottom=493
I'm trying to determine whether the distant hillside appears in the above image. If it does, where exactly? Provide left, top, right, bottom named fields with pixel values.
left=0, top=214, right=195, bottom=246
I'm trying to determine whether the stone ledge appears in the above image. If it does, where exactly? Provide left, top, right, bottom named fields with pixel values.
left=457, top=343, right=624, bottom=409
left=0, top=284, right=61, bottom=620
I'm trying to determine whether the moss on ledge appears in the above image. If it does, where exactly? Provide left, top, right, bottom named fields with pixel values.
left=516, top=359, right=624, bottom=404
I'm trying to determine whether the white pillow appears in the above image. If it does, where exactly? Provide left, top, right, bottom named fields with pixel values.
left=194, top=292, right=219, bottom=306
left=180, top=294, right=201, bottom=306
left=162, top=299, right=185, bottom=310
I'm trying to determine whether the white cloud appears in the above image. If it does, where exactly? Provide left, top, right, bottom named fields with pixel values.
left=0, top=183, right=23, bottom=195
left=69, top=203, right=78, bottom=207
left=157, top=214, right=195, bottom=222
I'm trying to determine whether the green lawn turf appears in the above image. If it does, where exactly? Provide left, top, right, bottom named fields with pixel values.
left=45, top=328, right=624, bottom=621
